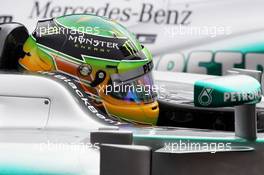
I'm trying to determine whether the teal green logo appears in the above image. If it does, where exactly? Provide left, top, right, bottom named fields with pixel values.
left=194, top=75, right=262, bottom=107
left=198, top=88, right=213, bottom=106
left=167, top=61, right=175, bottom=71
left=156, top=50, right=264, bottom=75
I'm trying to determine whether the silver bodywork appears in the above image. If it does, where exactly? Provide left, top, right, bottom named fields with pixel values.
left=0, top=72, right=264, bottom=175
left=0, top=74, right=105, bottom=130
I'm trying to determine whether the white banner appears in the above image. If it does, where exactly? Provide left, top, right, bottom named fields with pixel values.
left=1, top=0, right=264, bottom=75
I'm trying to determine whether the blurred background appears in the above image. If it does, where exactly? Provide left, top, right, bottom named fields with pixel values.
left=1, top=0, right=264, bottom=76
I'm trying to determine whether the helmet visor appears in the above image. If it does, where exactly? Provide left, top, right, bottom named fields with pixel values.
left=106, top=73, right=157, bottom=103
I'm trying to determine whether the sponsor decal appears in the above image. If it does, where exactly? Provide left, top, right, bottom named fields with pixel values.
left=143, top=60, right=153, bottom=74
left=68, top=35, right=119, bottom=50
left=39, top=71, right=125, bottom=126
left=0, top=15, right=13, bottom=23
left=224, top=89, right=262, bottom=103
left=136, top=34, right=157, bottom=44
left=35, top=20, right=129, bottom=61
left=156, top=51, right=264, bottom=75
left=122, top=40, right=139, bottom=56
left=62, top=32, right=128, bottom=60
left=198, top=88, right=213, bottom=106
left=29, top=1, right=192, bottom=25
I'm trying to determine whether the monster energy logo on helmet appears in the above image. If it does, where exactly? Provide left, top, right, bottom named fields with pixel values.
left=123, top=40, right=138, bottom=56
left=68, top=35, right=120, bottom=50
left=33, top=14, right=146, bottom=63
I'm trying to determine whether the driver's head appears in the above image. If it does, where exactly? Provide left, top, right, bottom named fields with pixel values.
left=19, top=14, right=159, bottom=125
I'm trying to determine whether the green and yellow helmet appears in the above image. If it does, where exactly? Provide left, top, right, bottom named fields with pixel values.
left=19, top=14, right=159, bottom=125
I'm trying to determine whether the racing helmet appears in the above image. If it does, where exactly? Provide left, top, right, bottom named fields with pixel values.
left=19, top=14, right=159, bottom=125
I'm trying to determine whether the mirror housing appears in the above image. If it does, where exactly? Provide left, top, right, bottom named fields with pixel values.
left=194, top=75, right=262, bottom=107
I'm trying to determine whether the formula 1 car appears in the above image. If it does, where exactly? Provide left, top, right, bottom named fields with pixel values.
left=0, top=14, right=264, bottom=175
left=0, top=68, right=263, bottom=175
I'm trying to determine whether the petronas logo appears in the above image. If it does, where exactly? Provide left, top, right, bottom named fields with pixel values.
left=198, top=88, right=213, bottom=106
